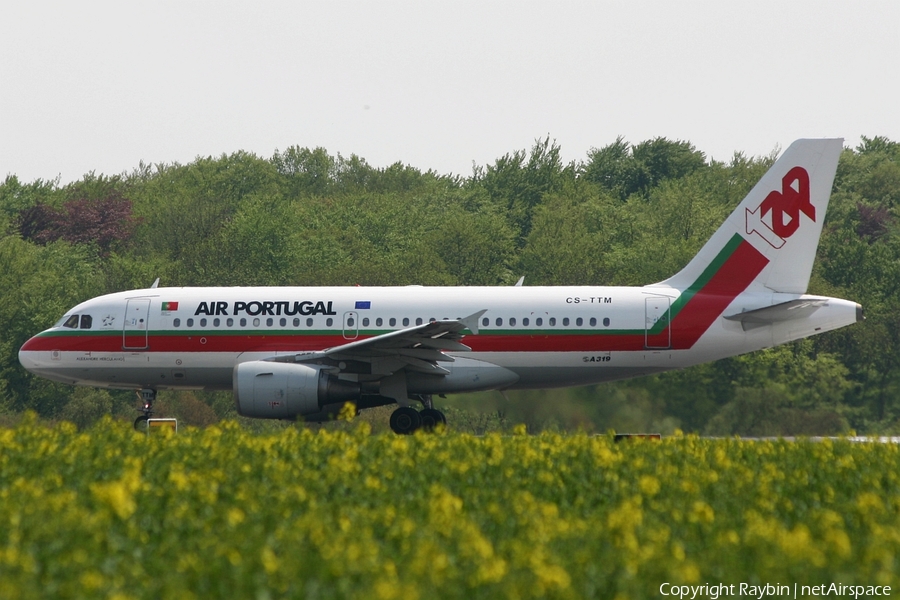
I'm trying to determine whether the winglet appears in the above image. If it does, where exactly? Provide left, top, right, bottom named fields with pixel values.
left=459, top=310, right=487, bottom=335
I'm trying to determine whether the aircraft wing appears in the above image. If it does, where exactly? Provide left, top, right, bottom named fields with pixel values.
left=268, top=310, right=486, bottom=375
left=724, top=299, right=828, bottom=331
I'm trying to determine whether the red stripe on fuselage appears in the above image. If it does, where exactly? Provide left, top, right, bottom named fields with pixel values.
left=20, top=331, right=646, bottom=353
left=669, top=238, right=769, bottom=349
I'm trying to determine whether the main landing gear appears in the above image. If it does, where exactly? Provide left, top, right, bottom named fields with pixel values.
left=389, top=395, right=447, bottom=435
left=133, top=388, right=156, bottom=432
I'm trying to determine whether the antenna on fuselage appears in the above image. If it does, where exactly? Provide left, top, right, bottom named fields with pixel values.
left=150, top=278, right=160, bottom=289
left=514, top=276, right=524, bottom=287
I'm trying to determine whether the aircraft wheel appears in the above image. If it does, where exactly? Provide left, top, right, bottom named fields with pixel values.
left=134, top=414, right=150, bottom=432
left=419, top=408, right=447, bottom=431
left=390, top=406, right=421, bottom=435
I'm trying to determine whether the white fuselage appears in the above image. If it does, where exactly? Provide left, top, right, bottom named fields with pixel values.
left=18, top=285, right=861, bottom=394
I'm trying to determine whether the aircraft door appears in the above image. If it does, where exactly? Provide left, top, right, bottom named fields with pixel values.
left=123, top=298, right=151, bottom=350
left=644, top=297, right=671, bottom=349
left=343, top=311, right=359, bottom=340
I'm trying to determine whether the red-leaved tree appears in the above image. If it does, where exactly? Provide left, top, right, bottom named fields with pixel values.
left=17, top=191, right=140, bottom=255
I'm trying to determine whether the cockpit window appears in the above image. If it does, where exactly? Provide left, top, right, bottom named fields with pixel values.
left=80, top=315, right=93, bottom=329
left=63, top=315, right=80, bottom=329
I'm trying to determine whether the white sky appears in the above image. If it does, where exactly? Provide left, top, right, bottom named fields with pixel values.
left=1, top=1, right=898, bottom=184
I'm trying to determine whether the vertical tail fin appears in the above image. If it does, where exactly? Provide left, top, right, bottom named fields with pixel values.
left=658, top=138, right=843, bottom=294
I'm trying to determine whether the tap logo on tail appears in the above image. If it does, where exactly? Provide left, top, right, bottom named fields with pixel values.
left=745, top=166, right=814, bottom=248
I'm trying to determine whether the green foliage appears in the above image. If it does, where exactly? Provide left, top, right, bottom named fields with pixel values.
left=0, top=236, right=104, bottom=415
left=473, top=136, right=575, bottom=244
left=0, top=175, right=62, bottom=218
left=125, top=151, right=282, bottom=283
left=273, top=146, right=456, bottom=198
left=582, top=136, right=707, bottom=201
left=703, top=385, right=849, bottom=437
left=58, top=388, right=117, bottom=429
left=272, top=146, right=337, bottom=196
left=518, top=183, right=622, bottom=285
left=152, top=391, right=220, bottom=427
left=1, top=136, right=898, bottom=433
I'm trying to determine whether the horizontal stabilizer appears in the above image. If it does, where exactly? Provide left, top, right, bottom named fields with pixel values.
left=724, top=299, right=828, bottom=331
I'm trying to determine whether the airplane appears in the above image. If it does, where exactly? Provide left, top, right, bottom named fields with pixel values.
left=18, top=138, right=862, bottom=434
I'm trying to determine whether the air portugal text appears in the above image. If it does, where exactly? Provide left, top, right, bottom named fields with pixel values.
left=193, top=300, right=337, bottom=317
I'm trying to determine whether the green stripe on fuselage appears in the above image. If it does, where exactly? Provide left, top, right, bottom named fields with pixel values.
left=645, top=233, right=745, bottom=335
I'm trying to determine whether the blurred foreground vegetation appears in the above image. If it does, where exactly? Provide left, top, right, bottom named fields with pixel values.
left=2, top=135, right=900, bottom=434
left=1, top=418, right=897, bottom=598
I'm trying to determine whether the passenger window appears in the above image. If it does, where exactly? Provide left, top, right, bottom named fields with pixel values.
left=376, top=317, right=383, bottom=327
left=496, top=318, right=503, bottom=326
left=348, top=317, right=355, bottom=326
left=266, top=318, right=274, bottom=327
left=523, top=317, right=529, bottom=326
left=402, top=318, right=410, bottom=326
left=279, top=318, right=286, bottom=327
left=415, top=318, right=423, bottom=326
left=363, top=317, right=370, bottom=327
left=187, top=318, right=194, bottom=327
left=63, top=315, right=79, bottom=329
left=214, top=318, right=220, bottom=327
left=549, top=317, right=557, bottom=326
left=509, top=317, right=516, bottom=326
left=306, top=318, right=313, bottom=327
left=227, top=318, right=234, bottom=327
left=173, top=318, right=181, bottom=327
left=590, top=317, right=597, bottom=327
left=253, top=318, right=261, bottom=327
left=326, top=318, right=333, bottom=327
left=563, top=318, right=570, bottom=326
left=536, top=317, right=543, bottom=326
left=240, top=318, right=247, bottom=327
left=293, top=318, right=300, bottom=327
left=200, top=318, right=207, bottom=327
left=390, top=318, right=397, bottom=327
left=80, top=315, right=93, bottom=329
left=603, top=317, right=610, bottom=327
left=482, top=317, right=489, bottom=327
left=576, top=317, right=583, bottom=326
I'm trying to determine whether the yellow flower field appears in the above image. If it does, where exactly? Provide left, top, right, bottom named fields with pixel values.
left=1, top=416, right=898, bottom=599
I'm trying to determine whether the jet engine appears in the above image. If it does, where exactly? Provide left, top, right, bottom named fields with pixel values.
left=233, top=361, right=360, bottom=419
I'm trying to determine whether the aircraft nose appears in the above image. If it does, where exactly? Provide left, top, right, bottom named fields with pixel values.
left=18, top=336, right=44, bottom=374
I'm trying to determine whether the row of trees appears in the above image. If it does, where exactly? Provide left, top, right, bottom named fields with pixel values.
left=1, top=135, right=898, bottom=434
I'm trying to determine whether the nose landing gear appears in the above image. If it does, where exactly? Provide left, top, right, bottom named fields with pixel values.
left=133, top=388, right=156, bottom=432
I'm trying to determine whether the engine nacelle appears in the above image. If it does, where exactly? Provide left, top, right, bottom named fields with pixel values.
left=233, top=361, right=360, bottom=419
